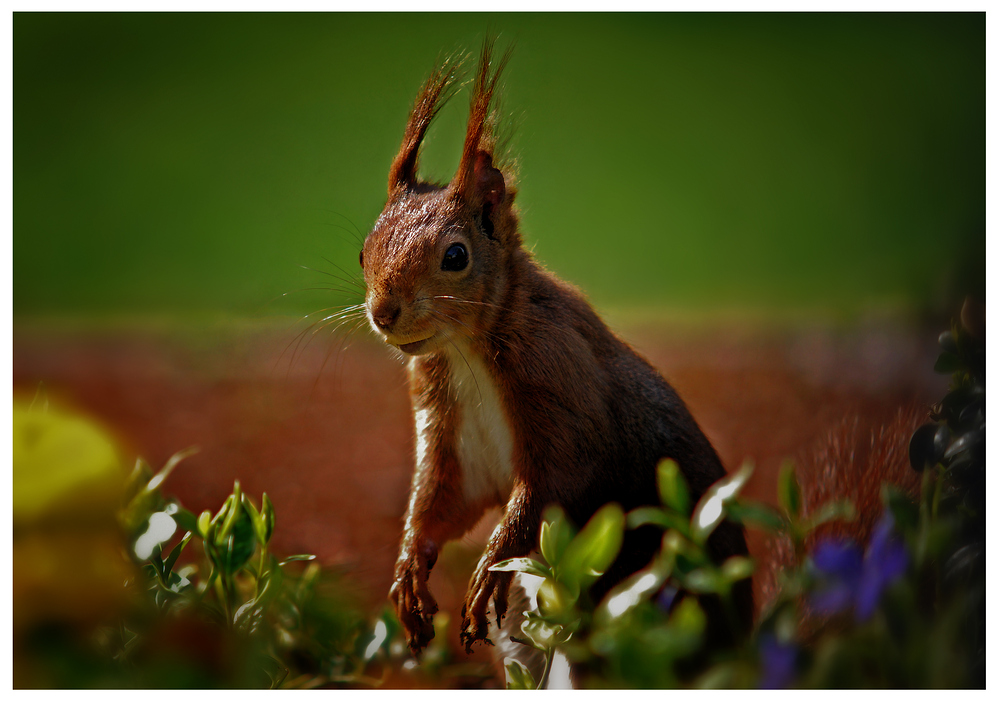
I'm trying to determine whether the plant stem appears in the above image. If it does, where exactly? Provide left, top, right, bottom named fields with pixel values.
left=536, top=647, right=555, bottom=690
left=917, top=468, right=933, bottom=566
left=216, top=572, right=232, bottom=625
left=255, top=548, right=267, bottom=601
left=931, top=465, right=944, bottom=521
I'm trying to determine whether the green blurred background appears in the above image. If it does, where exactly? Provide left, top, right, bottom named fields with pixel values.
left=14, top=13, right=984, bottom=322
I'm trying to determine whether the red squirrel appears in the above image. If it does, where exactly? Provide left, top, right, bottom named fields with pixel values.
left=360, top=42, right=753, bottom=655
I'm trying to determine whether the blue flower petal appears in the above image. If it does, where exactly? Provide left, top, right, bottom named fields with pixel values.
left=812, top=538, right=863, bottom=577
left=867, top=513, right=896, bottom=561
left=854, top=566, right=883, bottom=620
left=855, top=515, right=909, bottom=620
left=758, top=633, right=798, bottom=689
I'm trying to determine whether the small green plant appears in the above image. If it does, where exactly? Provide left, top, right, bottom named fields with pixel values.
left=496, top=458, right=851, bottom=689
left=113, top=454, right=385, bottom=688
left=490, top=501, right=626, bottom=689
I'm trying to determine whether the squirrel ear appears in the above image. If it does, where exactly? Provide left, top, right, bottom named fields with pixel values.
left=467, top=150, right=505, bottom=240
left=473, top=151, right=505, bottom=207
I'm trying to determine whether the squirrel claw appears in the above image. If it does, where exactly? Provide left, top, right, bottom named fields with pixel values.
left=459, top=625, right=493, bottom=654
left=390, top=544, right=439, bottom=655
left=459, top=604, right=494, bottom=653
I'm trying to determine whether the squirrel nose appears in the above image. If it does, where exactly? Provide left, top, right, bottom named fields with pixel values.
left=371, top=299, right=401, bottom=332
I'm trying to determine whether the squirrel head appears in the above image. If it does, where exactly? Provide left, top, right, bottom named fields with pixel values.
left=361, top=41, right=518, bottom=356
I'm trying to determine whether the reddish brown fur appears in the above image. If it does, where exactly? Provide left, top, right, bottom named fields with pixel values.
left=452, top=39, right=512, bottom=202
left=362, top=42, right=752, bottom=655
left=387, top=59, right=461, bottom=193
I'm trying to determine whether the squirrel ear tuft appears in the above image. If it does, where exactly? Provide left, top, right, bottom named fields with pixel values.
left=474, top=151, right=505, bottom=207
left=388, top=59, right=461, bottom=194
left=451, top=38, right=511, bottom=204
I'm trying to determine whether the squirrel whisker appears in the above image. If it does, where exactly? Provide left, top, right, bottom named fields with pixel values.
left=318, top=209, right=367, bottom=247
left=297, top=264, right=366, bottom=293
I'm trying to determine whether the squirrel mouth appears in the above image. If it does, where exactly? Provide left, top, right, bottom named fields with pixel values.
left=396, top=334, right=437, bottom=355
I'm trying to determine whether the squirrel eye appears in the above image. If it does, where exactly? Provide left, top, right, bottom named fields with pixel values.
left=359, top=249, right=364, bottom=269
left=441, top=243, right=468, bottom=272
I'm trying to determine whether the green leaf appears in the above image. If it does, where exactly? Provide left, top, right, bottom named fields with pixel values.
left=489, top=557, right=551, bottom=579
left=122, top=453, right=198, bottom=536
left=255, top=558, right=284, bottom=608
left=884, top=485, right=919, bottom=533
left=721, top=556, right=754, bottom=583
left=695, top=662, right=741, bottom=689
left=535, top=577, right=578, bottom=623
left=164, top=570, right=192, bottom=595
left=691, top=462, right=753, bottom=543
left=123, top=458, right=154, bottom=505
left=559, top=503, right=625, bottom=590
left=216, top=481, right=243, bottom=545
left=261, top=493, right=276, bottom=544
left=218, top=500, right=257, bottom=575
left=242, top=494, right=266, bottom=546
left=539, top=505, right=574, bottom=568
left=133, top=511, right=179, bottom=563
left=661, top=529, right=704, bottom=564
left=802, top=499, right=855, bottom=533
left=657, top=458, right=690, bottom=515
left=596, top=564, right=668, bottom=625
left=163, top=531, right=193, bottom=575
left=172, top=507, right=201, bottom=535
left=725, top=500, right=787, bottom=532
left=211, top=495, right=234, bottom=535
left=682, top=567, right=725, bottom=594
left=234, top=599, right=264, bottom=633
left=279, top=554, right=317, bottom=566
left=627, top=506, right=690, bottom=533
left=521, top=613, right=565, bottom=650
left=669, top=597, right=706, bottom=639
left=150, top=550, right=166, bottom=578
left=197, top=510, right=212, bottom=540
left=777, top=461, right=801, bottom=519
left=505, top=657, right=536, bottom=690
left=120, top=485, right=165, bottom=537
left=145, top=447, right=201, bottom=491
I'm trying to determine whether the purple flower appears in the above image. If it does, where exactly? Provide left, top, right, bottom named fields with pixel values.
left=810, top=539, right=864, bottom=613
left=856, top=513, right=909, bottom=618
left=810, top=513, right=909, bottom=621
left=758, top=633, right=797, bottom=689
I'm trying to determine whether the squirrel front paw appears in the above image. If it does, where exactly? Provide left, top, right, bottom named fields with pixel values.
left=459, top=563, right=512, bottom=653
left=389, top=540, right=439, bottom=655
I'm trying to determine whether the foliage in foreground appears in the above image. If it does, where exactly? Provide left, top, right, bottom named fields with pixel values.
left=499, top=311, right=985, bottom=689
left=13, top=392, right=495, bottom=688
left=14, top=403, right=380, bottom=688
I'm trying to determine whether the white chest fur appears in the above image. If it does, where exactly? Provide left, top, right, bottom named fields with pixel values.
left=412, top=345, right=515, bottom=505
left=452, top=349, right=515, bottom=504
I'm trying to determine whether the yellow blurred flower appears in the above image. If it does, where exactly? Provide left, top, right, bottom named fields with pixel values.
left=12, top=399, right=136, bottom=648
